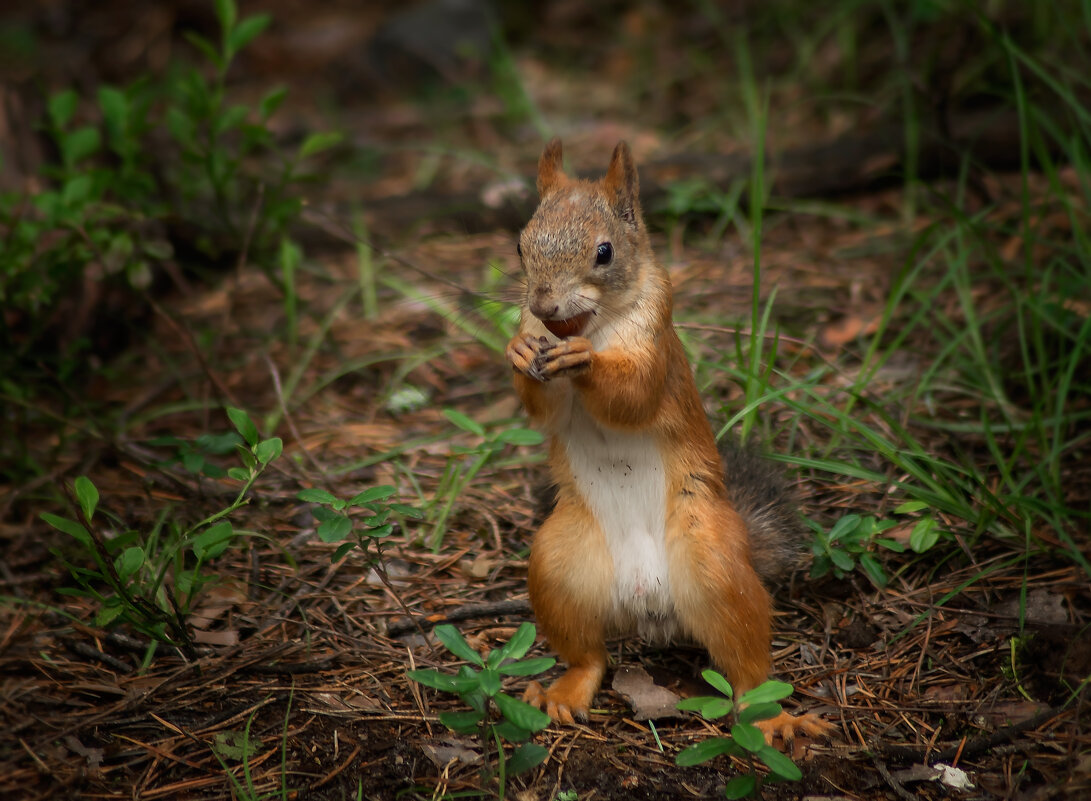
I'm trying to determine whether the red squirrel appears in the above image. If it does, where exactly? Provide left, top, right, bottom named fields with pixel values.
left=505, top=139, right=831, bottom=742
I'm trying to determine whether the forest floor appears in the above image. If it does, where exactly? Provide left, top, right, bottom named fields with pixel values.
left=2, top=2, right=1089, bottom=800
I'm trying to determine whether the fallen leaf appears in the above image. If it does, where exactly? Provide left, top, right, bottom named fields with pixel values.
left=611, top=665, right=681, bottom=720
left=421, top=738, right=481, bottom=768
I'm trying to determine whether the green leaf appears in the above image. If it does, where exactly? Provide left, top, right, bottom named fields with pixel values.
left=829, top=548, right=855, bottom=571
left=478, top=668, right=501, bottom=697
left=298, top=131, right=343, bottom=160
left=62, top=175, right=93, bottom=206
left=390, top=503, right=423, bottom=518
left=227, top=13, right=271, bottom=57
left=438, top=709, right=484, bottom=733
left=97, top=86, right=128, bottom=134
left=724, top=774, right=757, bottom=799
left=317, top=514, right=353, bottom=543
left=757, top=745, right=802, bottom=781
left=364, top=523, right=394, bottom=538
left=858, top=553, right=888, bottom=587
left=41, top=512, right=92, bottom=546
left=48, top=89, right=78, bottom=129
left=493, top=719, right=531, bottom=743
left=114, top=546, right=145, bottom=580
left=227, top=467, right=249, bottom=481
left=95, top=602, right=126, bottom=627
left=331, top=541, right=357, bottom=562
left=214, top=0, right=237, bottom=36
left=298, top=488, right=339, bottom=505
left=347, top=486, right=396, bottom=506
left=909, top=516, right=940, bottom=553
left=212, top=103, right=249, bottom=138
left=443, top=408, right=485, bottom=437
left=507, top=743, right=549, bottom=775
left=193, top=521, right=234, bottom=560
left=875, top=537, right=907, bottom=554
left=894, top=500, right=929, bottom=514
left=235, top=444, right=256, bottom=471
left=730, top=722, right=766, bottom=753
left=495, top=428, right=544, bottom=446
left=679, top=696, right=733, bottom=719
left=737, top=702, right=782, bottom=724
left=827, top=514, right=861, bottom=542
left=255, top=437, right=282, bottom=465
left=226, top=407, right=259, bottom=446
left=675, top=737, right=736, bottom=766
left=739, top=681, right=793, bottom=705
left=701, top=669, right=733, bottom=698
left=166, top=105, right=196, bottom=146
left=196, top=432, right=242, bottom=454
left=493, top=692, right=551, bottom=732
left=74, top=476, right=98, bottom=522
left=61, top=126, right=101, bottom=167
left=492, top=621, right=537, bottom=664
left=497, top=657, right=555, bottom=676
left=407, top=668, right=461, bottom=692
left=434, top=624, right=484, bottom=666
left=259, top=86, right=287, bottom=120
left=361, top=508, right=391, bottom=527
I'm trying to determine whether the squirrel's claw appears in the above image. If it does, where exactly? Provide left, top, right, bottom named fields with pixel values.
left=534, top=336, right=593, bottom=379
left=506, top=334, right=548, bottom=381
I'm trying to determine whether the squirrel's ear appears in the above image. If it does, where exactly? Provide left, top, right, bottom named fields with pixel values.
left=537, top=138, right=566, bottom=197
left=604, top=141, right=639, bottom=226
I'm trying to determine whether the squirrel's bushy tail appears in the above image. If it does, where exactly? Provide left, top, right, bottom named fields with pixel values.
left=718, top=437, right=805, bottom=586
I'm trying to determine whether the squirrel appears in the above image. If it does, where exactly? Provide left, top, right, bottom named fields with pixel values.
left=504, top=138, right=832, bottom=742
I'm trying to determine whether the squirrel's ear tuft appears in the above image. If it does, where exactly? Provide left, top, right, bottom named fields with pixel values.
left=537, top=138, right=566, bottom=197
left=604, top=141, right=640, bottom=226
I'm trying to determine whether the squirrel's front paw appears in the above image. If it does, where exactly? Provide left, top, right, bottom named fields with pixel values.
left=533, top=336, right=593, bottom=380
left=506, top=334, right=548, bottom=381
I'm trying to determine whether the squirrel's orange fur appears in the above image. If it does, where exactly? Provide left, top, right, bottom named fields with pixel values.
left=505, top=139, right=832, bottom=743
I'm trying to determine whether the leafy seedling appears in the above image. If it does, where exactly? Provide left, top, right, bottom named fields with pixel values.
left=42, top=407, right=281, bottom=657
left=409, top=623, right=555, bottom=798
left=676, top=671, right=802, bottom=799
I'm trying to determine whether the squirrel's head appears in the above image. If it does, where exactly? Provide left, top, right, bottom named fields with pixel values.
left=517, top=138, right=651, bottom=339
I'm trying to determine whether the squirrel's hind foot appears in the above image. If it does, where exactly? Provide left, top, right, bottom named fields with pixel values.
left=755, top=710, right=835, bottom=745
left=523, top=666, right=601, bottom=725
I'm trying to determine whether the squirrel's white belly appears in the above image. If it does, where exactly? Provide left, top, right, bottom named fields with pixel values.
left=561, top=401, right=676, bottom=640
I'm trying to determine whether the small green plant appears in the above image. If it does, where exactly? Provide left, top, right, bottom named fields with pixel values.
left=41, top=407, right=281, bottom=657
left=297, top=485, right=422, bottom=563
left=809, top=501, right=946, bottom=587
left=206, top=687, right=297, bottom=800
left=675, top=671, right=802, bottom=799
left=426, top=409, right=543, bottom=550
left=408, top=623, right=555, bottom=798
left=0, top=0, right=341, bottom=379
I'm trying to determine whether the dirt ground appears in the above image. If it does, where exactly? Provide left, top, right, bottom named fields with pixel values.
left=2, top=2, right=1090, bottom=800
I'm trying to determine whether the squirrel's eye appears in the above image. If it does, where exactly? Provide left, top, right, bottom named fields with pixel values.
left=595, top=242, right=613, bottom=266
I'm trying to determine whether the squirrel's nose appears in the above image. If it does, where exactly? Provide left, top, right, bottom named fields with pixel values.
left=529, top=288, right=559, bottom=320
left=531, top=303, right=559, bottom=321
